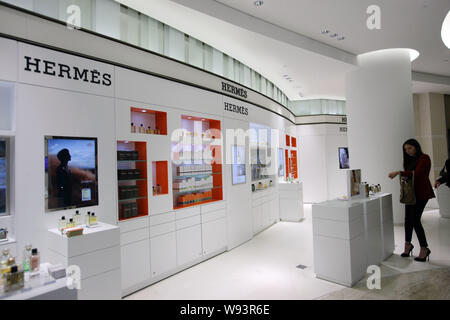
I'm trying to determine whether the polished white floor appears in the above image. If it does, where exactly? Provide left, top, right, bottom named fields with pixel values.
left=126, top=205, right=450, bottom=300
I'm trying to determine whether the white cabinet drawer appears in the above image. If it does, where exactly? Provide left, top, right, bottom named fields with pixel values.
left=150, top=221, right=176, bottom=238
left=120, top=227, right=149, bottom=246
left=119, top=216, right=149, bottom=233
left=176, top=215, right=201, bottom=230
left=201, top=209, right=226, bottom=223
left=68, top=245, right=120, bottom=280
left=201, top=201, right=226, bottom=214
left=150, top=232, right=176, bottom=277
left=175, top=207, right=201, bottom=220
left=121, top=239, right=150, bottom=291
left=149, top=211, right=175, bottom=226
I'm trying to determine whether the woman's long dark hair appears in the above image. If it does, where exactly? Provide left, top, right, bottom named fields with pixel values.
left=403, top=139, right=423, bottom=170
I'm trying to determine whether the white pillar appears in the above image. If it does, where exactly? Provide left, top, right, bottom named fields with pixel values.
left=346, top=49, right=416, bottom=223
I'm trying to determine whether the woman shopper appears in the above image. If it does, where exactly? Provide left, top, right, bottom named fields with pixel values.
left=388, top=139, right=435, bottom=262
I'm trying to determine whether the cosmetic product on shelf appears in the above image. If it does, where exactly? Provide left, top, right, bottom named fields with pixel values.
left=88, top=212, right=98, bottom=227
left=3, top=265, right=24, bottom=293
left=66, top=218, right=75, bottom=228
left=85, top=211, right=91, bottom=226
left=31, top=249, right=40, bottom=272
left=0, top=249, right=11, bottom=285
left=57, top=216, right=66, bottom=231
left=0, top=227, right=7, bottom=241
left=139, top=124, right=145, bottom=133
left=73, top=210, right=82, bottom=226
left=22, top=244, right=32, bottom=273
left=131, top=122, right=136, bottom=133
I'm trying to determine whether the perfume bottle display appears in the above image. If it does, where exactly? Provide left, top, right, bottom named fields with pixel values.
left=4, top=265, right=24, bottom=293
left=30, top=248, right=40, bottom=272
left=22, top=244, right=32, bottom=272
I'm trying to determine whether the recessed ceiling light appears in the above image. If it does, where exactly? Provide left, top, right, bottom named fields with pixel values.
left=188, top=117, right=192, bottom=119
left=442, top=10, right=450, bottom=49
left=142, top=110, right=147, bottom=113
left=330, top=33, right=338, bottom=38
left=337, top=36, right=345, bottom=40
left=254, top=0, right=264, bottom=6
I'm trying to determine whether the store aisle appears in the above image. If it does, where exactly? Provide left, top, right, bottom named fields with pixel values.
left=125, top=205, right=450, bottom=300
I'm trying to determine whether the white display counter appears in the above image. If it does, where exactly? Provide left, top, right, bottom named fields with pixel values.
left=47, top=222, right=121, bottom=300
left=312, top=193, right=394, bottom=287
left=437, top=185, right=450, bottom=219
left=0, top=263, right=77, bottom=300
left=278, top=182, right=304, bottom=222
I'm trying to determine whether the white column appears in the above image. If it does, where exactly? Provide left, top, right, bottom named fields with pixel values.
left=346, top=49, right=416, bottom=223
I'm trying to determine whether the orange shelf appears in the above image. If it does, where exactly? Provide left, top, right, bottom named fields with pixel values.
left=152, top=161, right=169, bottom=196
left=131, top=107, right=167, bottom=135
left=291, top=137, right=297, bottom=148
left=286, top=135, right=290, bottom=147
left=173, top=115, right=223, bottom=209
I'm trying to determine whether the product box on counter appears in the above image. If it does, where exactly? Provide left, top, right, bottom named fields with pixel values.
left=117, top=151, right=139, bottom=161
left=120, top=202, right=139, bottom=219
left=119, top=185, right=139, bottom=199
left=118, top=169, right=141, bottom=180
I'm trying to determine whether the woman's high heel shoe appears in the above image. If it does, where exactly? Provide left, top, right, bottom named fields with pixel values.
left=401, top=244, right=414, bottom=257
left=414, top=248, right=431, bottom=262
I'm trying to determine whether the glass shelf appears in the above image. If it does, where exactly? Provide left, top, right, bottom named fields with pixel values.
left=118, top=178, right=147, bottom=182
left=117, top=160, right=147, bottom=163
left=173, top=172, right=221, bottom=179
left=173, top=186, right=222, bottom=194
left=118, top=196, right=148, bottom=203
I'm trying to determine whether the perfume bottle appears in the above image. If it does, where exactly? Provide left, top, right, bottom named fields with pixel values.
left=1, top=256, right=15, bottom=283
left=131, top=122, right=136, bottom=133
left=0, top=249, right=11, bottom=285
left=4, top=265, right=24, bottom=293
left=57, top=216, right=66, bottom=231
left=154, top=127, right=159, bottom=135
left=139, top=124, right=145, bottom=133
left=147, top=126, right=152, bottom=134
left=85, top=211, right=91, bottom=225
left=73, top=210, right=82, bottom=226
left=89, top=212, right=98, bottom=226
left=156, top=184, right=161, bottom=194
left=22, top=244, right=32, bottom=273
left=66, top=218, right=75, bottom=228
left=31, top=248, right=40, bottom=272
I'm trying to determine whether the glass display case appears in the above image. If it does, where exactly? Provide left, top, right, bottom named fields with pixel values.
left=250, top=123, right=276, bottom=191
left=117, top=141, right=148, bottom=221
left=278, top=148, right=285, bottom=177
left=152, top=161, right=168, bottom=196
left=171, top=115, right=223, bottom=209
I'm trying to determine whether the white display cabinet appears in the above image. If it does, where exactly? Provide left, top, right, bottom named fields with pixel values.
left=251, top=188, right=278, bottom=235
left=379, top=193, right=395, bottom=259
left=312, top=193, right=394, bottom=287
left=279, top=182, right=304, bottom=222
left=47, top=222, right=121, bottom=300
left=437, top=186, right=450, bottom=219
left=312, top=200, right=366, bottom=287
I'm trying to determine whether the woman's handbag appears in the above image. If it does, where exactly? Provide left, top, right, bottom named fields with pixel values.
left=400, top=172, right=416, bottom=205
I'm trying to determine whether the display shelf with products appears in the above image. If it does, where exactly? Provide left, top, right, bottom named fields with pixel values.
left=130, top=107, right=167, bottom=136
left=152, top=161, right=168, bottom=196
left=117, top=141, right=148, bottom=221
left=290, top=150, right=298, bottom=179
left=286, top=134, right=290, bottom=147
left=291, top=137, right=297, bottom=148
left=171, top=115, right=223, bottom=209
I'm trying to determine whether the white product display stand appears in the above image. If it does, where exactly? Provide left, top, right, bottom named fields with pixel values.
left=47, top=222, right=121, bottom=300
left=0, top=263, right=77, bottom=300
left=312, top=193, right=394, bottom=287
left=437, top=185, right=450, bottom=219
left=279, top=182, right=304, bottom=222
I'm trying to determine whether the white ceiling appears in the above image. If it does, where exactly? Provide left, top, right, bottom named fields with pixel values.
left=116, top=0, right=450, bottom=100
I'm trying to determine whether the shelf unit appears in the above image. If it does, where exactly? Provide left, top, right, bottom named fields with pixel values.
left=117, top=141, right=148, bottom=221
left=171, top=115, right=223, bottom=209
left=152, top=161, right=168, bottom=196
left=290, top=150, right=298, bottom=179
left=130, top=107, right=167, bottom=136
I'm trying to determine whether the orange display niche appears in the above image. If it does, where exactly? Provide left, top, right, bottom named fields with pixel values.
left=130, top=107, right=167, bottom=135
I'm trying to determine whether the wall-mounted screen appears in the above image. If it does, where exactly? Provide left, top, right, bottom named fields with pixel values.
left=45, top=136, right=98, bottom=212
left=0, top=139, right=7, bottom=215
left=339, top=147, right=349, bottom=169
left=278, top=148, right=285, bottom=177
left=232, top=145, right=246, bottom=185
left=347, top=169, right=361, bottom=198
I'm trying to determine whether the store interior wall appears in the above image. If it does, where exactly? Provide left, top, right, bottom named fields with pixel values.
left=297, top=124, right=348, bottom=203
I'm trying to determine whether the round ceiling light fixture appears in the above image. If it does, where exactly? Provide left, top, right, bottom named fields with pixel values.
left=442, top=10, right=450, bottom=49
left=254, top=0, right=264, bottom=7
